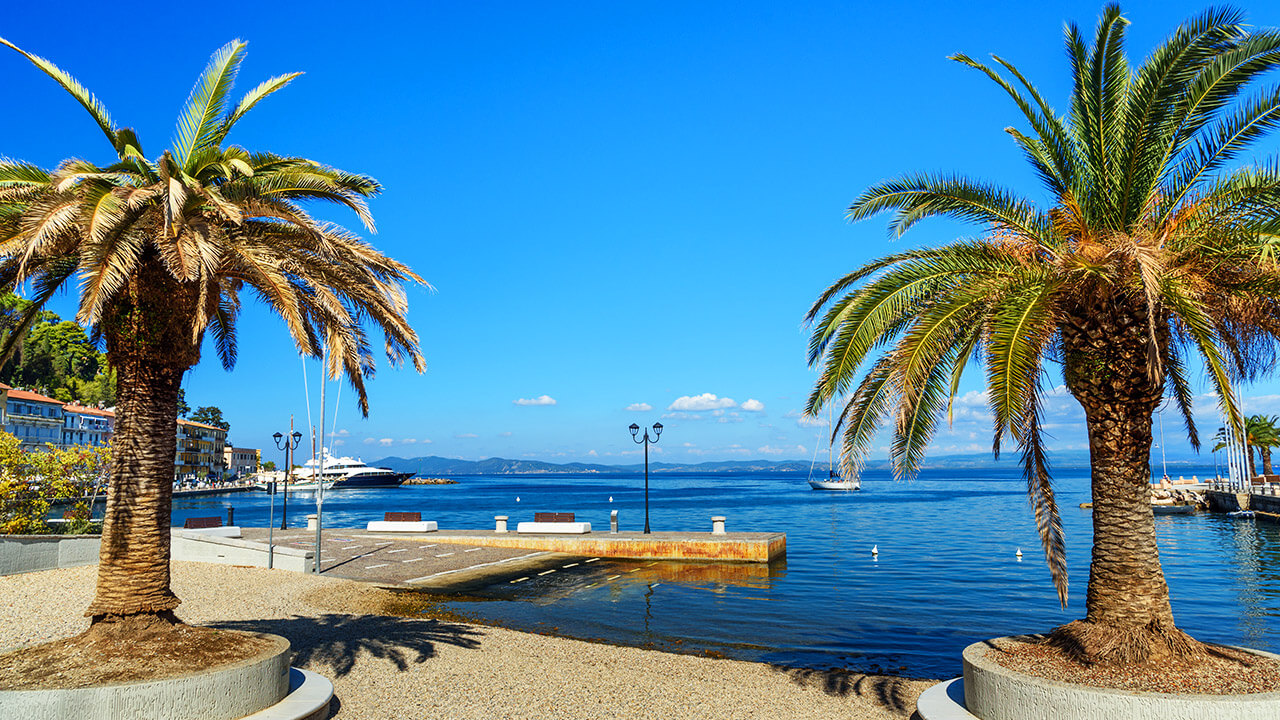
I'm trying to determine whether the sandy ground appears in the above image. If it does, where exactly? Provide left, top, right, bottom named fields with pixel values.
left=0, top=562, right=936, bottom=719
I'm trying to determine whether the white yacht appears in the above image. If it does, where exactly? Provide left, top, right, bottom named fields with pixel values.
left=293, top=451, right=412, bottom=489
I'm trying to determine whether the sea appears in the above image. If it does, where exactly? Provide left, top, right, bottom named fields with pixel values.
left=170, top=467, right=1280, bottom=679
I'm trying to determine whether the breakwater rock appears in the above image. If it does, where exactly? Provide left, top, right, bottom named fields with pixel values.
left=404, top=477, right=459, bottom=485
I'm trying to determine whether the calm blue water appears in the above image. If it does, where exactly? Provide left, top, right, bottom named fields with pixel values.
left=170, top=469, right=1280, bottom=679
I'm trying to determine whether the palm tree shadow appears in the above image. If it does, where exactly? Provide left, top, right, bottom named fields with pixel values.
left=772, top=667, right=922, bottom=717
left=211, top=613, right=483, bottom=677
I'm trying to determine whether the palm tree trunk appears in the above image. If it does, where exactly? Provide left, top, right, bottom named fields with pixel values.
left=1264, top=448, right=1273, bottom=476
left=85, top=354, right=183, bottom=620
left=1052, top=298, right=1201, bottom=666
left=85, top=255, right=200, bottom=624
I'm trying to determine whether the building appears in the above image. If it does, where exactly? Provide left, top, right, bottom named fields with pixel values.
left=222, top=446, right=260, bottom=478
left=175, top=419, right=228, bottom=482
left=6, top=389, right=65, bottom=449
left=62, top=403, right=115, bottom=448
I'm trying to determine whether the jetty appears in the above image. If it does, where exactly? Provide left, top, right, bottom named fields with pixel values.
left=403, top=528, right=784, bottom=563
left=152, top=525, right=787, bottom=589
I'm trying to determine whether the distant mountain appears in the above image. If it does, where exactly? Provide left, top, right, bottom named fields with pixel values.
left=371, top=455, right=815, bottom=475
left=371, top=451, right=1218, bottom=476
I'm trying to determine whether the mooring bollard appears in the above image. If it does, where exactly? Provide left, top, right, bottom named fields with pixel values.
left=495, top=515, right=508, bottom=533
left=227, top=506, right=234, bottom=526
left=306, top=514, right=317, bottom=531
left=610, top=509, right=619, bottom=534
left=712, top=516, right=726, bottom=535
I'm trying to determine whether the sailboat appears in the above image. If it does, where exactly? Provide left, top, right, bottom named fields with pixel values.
left=807, top=402, right=861, bottom=491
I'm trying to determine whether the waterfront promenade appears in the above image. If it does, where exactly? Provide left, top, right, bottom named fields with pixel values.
left=0, top=562, right=934, bottom=719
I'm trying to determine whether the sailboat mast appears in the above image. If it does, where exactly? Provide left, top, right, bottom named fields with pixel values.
left=314, top=339, right=327, bottom=573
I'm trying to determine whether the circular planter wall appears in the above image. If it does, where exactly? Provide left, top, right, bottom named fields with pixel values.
left=0, top=631, right=291, bottom=720
left=963, top=636, right=1280, bottom=720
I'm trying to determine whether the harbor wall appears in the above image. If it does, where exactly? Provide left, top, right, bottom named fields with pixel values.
left=170, top=530, right=314, bottom=572
left=0, top=534, right=100, bottom=576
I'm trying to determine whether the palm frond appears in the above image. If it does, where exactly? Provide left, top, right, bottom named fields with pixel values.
left=0, top=37, right=119, bottom=153
left=173, top=40, right=246, bottom=171
left=215, top=72, right=302, bottom=144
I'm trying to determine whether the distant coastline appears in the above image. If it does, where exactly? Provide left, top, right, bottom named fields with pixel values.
left=372, top=452, right=1220, bottom=477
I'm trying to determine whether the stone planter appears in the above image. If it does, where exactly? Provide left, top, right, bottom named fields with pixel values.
left=0, top=631, right=292, bottom=720
left=959, top=636, right=1280, bottom=720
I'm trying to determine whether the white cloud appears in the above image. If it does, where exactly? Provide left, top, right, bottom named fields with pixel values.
left=333, top=439, right=346, bottom=447
left=455, top=433, right=479, bottom=439
left=499, top=431, right=513, bottom=437
left=420, top=438, right=433, bottom=444
left=333, top=429, right=350, bottom=437
left=682, top=442, right=696, bottom=448
left=378, top=438, right=394, bottom=447
left=362, top=437, right=376, bottom=445
left=661, top=411, right=704, bottom=421
left=586, top=449, right=598, bottom=457
left=401, top=438, right=417, bottom=444
left=758, top=444, right=806, bottom=456
left=796, top=415, right=826, bottom=428
left=514, top=395, right=557, bottom=406
left=669, top=393, right=737, bottom=411
left=626, top=402, right=653, bottom=412
left=741, top=399, right=765, bottom=412
left=716, top=413, right=744, bottom=424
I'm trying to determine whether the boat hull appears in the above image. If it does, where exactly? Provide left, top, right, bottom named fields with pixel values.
left=329, top=472, right=412, bottom=489
left=809, top=478, right=861, bottom=491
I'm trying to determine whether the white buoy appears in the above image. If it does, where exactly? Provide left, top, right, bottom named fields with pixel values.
left=871, top=545, right=878, bottom=555
left=609, top=496, right=613, bottom=502
left=516, top=497, right=520, bottom=502
left=1016, top=548, right=1023, bottom=561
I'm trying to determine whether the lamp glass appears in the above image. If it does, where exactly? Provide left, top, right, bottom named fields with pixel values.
left=653, top=422, right=663, bottom=435
left=273, top=432, right=283, bottom=442
left=629, top=423, right=640, bottom=436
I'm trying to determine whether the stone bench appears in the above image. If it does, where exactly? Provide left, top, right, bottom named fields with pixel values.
left=517, top=512, right=591, bottom=534
left=181, top=516, right=241, bottom=538
left=366, top=511, right=437, bottom=533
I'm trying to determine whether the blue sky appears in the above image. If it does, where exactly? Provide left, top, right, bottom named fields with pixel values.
left=2, top=1, right=1279, bottom=466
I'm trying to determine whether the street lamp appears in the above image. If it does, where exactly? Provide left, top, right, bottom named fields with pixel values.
left=273, top=428, right=302, bottom=530
left=629, top=422, right=663, bottom=534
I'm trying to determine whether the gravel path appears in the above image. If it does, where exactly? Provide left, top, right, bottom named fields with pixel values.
left=0, top=562, right=934, bottom=719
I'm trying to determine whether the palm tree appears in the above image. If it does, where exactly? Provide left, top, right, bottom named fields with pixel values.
left=1250, top=415, right=1280, bottom=475
left=1217, top=414, right=1280, bottom=476
left=0, top=39, right=425, bottom=629
left=805, top=5, right=1280, bottom=666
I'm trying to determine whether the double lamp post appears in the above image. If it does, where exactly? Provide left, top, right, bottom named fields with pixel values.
left=629, top=422, right=662, bottom=534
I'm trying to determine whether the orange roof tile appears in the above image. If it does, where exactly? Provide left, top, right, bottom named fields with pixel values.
left=62, top=403, right=115, bottom=418
left=7, top=388, right=64, bottom=405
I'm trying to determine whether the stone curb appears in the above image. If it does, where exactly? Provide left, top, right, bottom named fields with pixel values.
left=241, top=668, right=333, bottom=720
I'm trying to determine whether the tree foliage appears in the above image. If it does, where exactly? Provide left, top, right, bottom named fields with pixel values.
left=188, top=405, right=229, bottom=431
left=0, top=432, right=111, bottom=534
left=0, top=292, right=114, bottom=405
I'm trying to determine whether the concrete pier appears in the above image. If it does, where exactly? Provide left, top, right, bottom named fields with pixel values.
left=1206, top=489, right=1280, bottom=521
left=396, top=529, right=785, bottom=563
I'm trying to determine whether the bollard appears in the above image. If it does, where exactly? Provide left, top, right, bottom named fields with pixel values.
left=306, top=514, right=317, bottom=531
left=610, top=509, right=618, bottom=534
left=711, top=516, right=726, bottom=535
left=495, top=515, right=508, bottom=533
left=227, top=506, right=234, bottom=526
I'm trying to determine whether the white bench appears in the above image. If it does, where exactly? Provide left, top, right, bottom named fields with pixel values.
left=187, top=525, right=242, bottom=538
left=366, top=520, right=437, bottom=533
left=516, top=521, right=591, bottom=534
left=366, top=512, right=437, bottom=533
